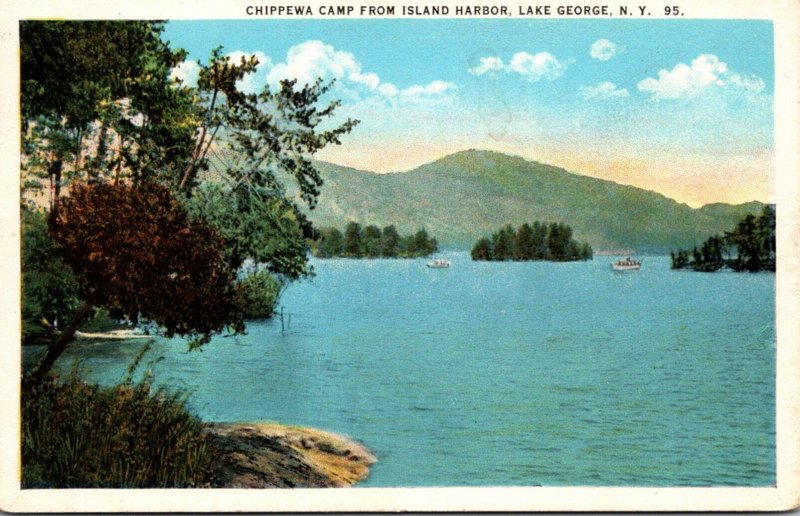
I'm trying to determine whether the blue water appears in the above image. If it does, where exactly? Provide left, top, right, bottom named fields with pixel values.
left=37, top=254, right=775, bottom=487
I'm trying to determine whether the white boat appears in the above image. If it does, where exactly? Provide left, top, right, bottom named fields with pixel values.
left=426, top=259, right=451, bottom=269
left=612, top=257, right=642, bottom=271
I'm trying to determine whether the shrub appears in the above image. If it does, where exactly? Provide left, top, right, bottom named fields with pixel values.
left=21, top=372, right=215, bottom=488
left=236, top=270, right=283, bottom=320
left=21, top=207, right=80, bottom=345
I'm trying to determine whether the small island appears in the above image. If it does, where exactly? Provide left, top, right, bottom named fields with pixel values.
left=671, top=205, right=775, bottom=272
left=314, top=222, right=438, bottom=259
left=471, top=222, right=593, bottom=262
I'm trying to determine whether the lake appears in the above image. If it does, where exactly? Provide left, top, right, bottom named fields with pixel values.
left=35, top=254, right=776, bottom=487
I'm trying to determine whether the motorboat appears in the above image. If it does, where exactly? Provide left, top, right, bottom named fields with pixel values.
left=612, top=257, right=641, bottom=271
left=426, top=259, right=451, bottom=269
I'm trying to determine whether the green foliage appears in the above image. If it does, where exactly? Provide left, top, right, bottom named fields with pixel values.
left=21, top=373, right=214, bottom=487
left=21, top=207, right=80, bottom=344
left=186, top=182, right=311, bottom=279
left=315, top=227, right=344, bottom=258
left=20, top=21, right=358, bottom=375
left=670, top=249, right=691, bottom=269
left=51, top=181, right=242, bottom=346
left=343, top=221, right=363, bottom=256
left=21, top=21, right=197, bottom=192
left=363, top=225, right=383, bottom=258
left=671, top=205, right=775, bottom=272
left=236, top=270, right=283, bottom=320
left=413, top=229, right=438, bottom=256
left=472, top=221, right=592, bottom=262
left=470, top=237, right=492, bottom=260
left=381, top=225, right=400, bottom=257
left=315, top=223, right=438, bottom=258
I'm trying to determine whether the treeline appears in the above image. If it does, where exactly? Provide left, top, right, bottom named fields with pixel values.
left=314, top=222, right=438, bottom=258
left=671, top=205, right=775, bottom=272
left=471, top=222, right=592, bottom=262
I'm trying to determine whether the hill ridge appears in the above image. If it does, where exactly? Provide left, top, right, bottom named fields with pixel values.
left=309, top=150, right=765, bottom=252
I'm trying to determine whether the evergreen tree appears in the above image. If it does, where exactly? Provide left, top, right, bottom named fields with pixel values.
left=316, top=227, right=344, bottom=258
left=673, top=206, right=775, bottom=273
left=531, top=221, right=548, bottom=259
left=693, top=235, right=725, bottom=272
left=363, top=225, right=383, bottom=258
left=515, top=223, right=534, bottom=260
left=380, top=225, right=400, bottom=257
left=492, top=224, right=516, bottom=260
left=343, top=222, right=363, bottom=257
left=547, top=223, right=573, bottom=260
left=471, top=237, right=493, bottom=261
left=413, top=229, right=436, bottom=256
left=756, top=205, right=776, bottom=270
left=726, top=214, right=761, bottom=271
left=471, top=221, right=591, bottom=262
left=400, top=235, right=416, bottom=257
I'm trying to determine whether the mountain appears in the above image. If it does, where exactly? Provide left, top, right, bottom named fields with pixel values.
left=306, top=150, right=766, bottom=253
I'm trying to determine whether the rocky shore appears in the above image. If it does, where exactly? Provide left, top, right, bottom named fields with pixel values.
left=206, top=422, right=376, bottom=488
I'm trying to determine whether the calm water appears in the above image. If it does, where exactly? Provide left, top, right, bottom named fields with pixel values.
left=35, top=254, right=775, bottom=487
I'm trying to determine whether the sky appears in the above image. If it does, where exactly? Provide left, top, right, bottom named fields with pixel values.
left=164, top=19, right=774, bottom=207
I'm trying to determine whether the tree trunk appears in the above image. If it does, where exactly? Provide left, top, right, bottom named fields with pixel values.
left=28, top=301, right=94, bottom=383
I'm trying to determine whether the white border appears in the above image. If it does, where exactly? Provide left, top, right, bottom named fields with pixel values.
left=1, top=0, right=798, bottom=511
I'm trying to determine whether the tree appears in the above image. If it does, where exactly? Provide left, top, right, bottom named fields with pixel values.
left=344, top=222, right=363, bottom=257
left=672, top=206, right=775, bottom=273
left=316, top=227, right=344, bottom=258
left=363, top=225, right=383, bottom=258
left=30, top=182, right=242, bottom=382
left=671, top=249, right=691, bottom=269
left=21, top=21, right=197, bottom=200
left=21, top=207, right=80, bottom=344
left=20, top=21, right=359, bottom=377
left=514, top=223, right=534, bottom=260
left=547, top=222, right=572, bottom=260
left=381, top=225, right=400, bottom=257
left=471, top=237, right=493, bottom=261
left=693, top=235, right=725, bottom=272
left=471, top=221, right=591, bottom=262
left=399, top=235, right=416, bottom=256
left=413, top=229, right=436, bottom=256
left=726, top=214, right=761, bottom=272
left=531, top=221, right=548, bottom=259
left=492, top=224, right=515, bottom=260
left=756, top=205, right=776, bottom=270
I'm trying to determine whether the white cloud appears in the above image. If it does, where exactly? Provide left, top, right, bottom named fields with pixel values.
left=637, top=54, right=766, bottom=100
left=266, top=40, right=388, bottom=94
left=468, top=56, right=504, bottom=76
left=170, top=60, right=201, bottom=87
left=399, top=80, right=457, bottom=102
left=377, top=83, right=399, bottom=97
left=468, top=52, right=568, bottom=82
left=590, top=39, right=623, bottom=61
left=580, top=81, right=629, bottom=100
left=508, top=52, right=566, bottom=81
left=267, top=40, right=456, bottom=103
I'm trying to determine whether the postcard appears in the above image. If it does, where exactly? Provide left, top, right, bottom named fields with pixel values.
left=1, top=0, right=798, bottom=512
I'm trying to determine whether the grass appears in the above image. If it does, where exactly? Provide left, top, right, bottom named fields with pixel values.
left=21, top=369, right=215, bottom=488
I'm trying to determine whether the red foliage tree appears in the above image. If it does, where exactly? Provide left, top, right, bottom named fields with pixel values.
left=29, top=181, right=243, bottom=382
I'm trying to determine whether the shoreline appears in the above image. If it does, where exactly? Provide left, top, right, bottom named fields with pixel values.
left=74, top=329, right=151, bottom=340
left=206, top=422, right=376, bottom=488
